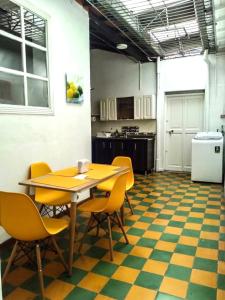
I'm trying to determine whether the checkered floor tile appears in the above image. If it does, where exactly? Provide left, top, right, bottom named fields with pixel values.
left=1, top=172, right=225, bottom=299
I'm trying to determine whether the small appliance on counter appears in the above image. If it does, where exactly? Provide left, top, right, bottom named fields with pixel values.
left=96, top=132, right=111, bottom=138
left=77, top=159, right=90, bottom=173
left=191, top=132, right=223, bottom=183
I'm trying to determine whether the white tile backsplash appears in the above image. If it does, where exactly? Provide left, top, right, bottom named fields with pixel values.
left=92, top=119, right=156, bottom=136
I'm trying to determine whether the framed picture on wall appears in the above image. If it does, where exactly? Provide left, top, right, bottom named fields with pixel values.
left=65, top=73, right=84, bottom=104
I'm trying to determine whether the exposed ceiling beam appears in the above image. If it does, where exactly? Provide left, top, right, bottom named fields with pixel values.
left=193, top=0, right=210, bottom=50
left=75, top=0, right=217, bottom=59
left=90, top=32, right=139, bottom=62
left=90, top=12, right=152, bottom=62
left=86, top=0, right=159, bottom=59
left=75, top=0, right=153, bottom=61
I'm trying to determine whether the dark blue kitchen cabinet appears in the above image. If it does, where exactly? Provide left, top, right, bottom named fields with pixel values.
left=92, top=137, right=155, bottom=174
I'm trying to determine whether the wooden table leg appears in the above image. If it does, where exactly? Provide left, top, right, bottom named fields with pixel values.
left=90, top=187, right=94, bottom=199
left=69, top=193, right=78, bottom=276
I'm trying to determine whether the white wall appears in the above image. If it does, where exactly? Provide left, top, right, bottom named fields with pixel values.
left=208, top=54, right=225, bottom=130
left=157, top=55, right=208, bottom=171
left=0, top=0, right=91, bottom=242
left=159, top=55, right=208, bottom=92
left=157, top=54, right=225, bottom=171
left=91, top=49, right=157, bottom=134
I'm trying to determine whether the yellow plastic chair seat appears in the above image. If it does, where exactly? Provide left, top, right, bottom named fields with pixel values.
left=30, top=162, right=71, bottom=208
left=0, top=191, right=70, bottom=241
left=97, top=176, right=132, bottom=192
left=42, top=217, right=69, bottom=235
left=35, top=189, right=71, bottom=206
left=78, top=173, right=129, bottom=261
left=79, top=197, right=109, bottom=213
left=97, top=157, right=134, bottom=193
left=0, top=191, right=70, bottom=299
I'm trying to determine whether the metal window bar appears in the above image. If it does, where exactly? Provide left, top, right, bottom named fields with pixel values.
left=0, top=4, right=46, bottom=47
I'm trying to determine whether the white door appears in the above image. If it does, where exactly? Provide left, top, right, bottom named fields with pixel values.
left=134, top=96, right=143, bottom=119
left=165, top=93, right=204, bottom=172
left=108, top=98, right=117, bottom=120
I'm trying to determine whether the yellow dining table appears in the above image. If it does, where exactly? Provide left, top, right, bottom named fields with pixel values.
left=19, top=163, right=129, bottom=276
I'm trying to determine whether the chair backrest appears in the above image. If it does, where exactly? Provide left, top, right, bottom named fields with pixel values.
left=30, top=162, right=52, bottom=200
left=30, top=162, right=51, bottom=179
left=0, top=191, right=49, bottom=241
left=104, top=173, right=128, bottom=212
left=0, top=193, right=1, bottom=226
left=112, top=156, right=134, bottom=190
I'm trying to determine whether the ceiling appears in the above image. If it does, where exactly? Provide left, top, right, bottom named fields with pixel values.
left=79, top=0, right=225, bottom=62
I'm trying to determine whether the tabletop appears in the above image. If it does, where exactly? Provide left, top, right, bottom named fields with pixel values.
left=19, top=164, right=129, bottom=193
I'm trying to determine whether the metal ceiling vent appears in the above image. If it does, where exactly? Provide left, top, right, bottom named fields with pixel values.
left=87, top=0, right=216, bottom=60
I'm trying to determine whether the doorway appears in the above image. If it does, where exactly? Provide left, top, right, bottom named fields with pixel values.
left=165, top=93, right=204, bottom=172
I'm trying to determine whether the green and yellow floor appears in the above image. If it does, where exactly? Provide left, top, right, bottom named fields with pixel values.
left=1, top=172, right=225, bottom=300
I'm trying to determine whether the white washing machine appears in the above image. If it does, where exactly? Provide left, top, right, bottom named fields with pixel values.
left=191, top=132, right=223, bottom=183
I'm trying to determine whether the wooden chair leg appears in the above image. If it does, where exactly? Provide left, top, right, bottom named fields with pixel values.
left=39, top=204, right=45, bottom=215
left=96, top=224, right=100, bottom=237
left=107, top=215, right=113, bottom=261
left=36, top=243, right=45, bottom=300
left=93, top=213, right=101, bottom=237
left=51, top=236, right=68, bottom=272
left=120, top=204, right=125, bottom=226
left=53, top=206, right=56, bottom=217
left=78, top=214, right=94, bottom=253
left=2, top=241, right=18, bottom=283
left=115, top=212, right=129, bottom=244
left=125, top=192, right=134, bottom=215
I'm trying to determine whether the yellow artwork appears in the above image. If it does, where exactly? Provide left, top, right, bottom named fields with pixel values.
left=66, top=73, right=84, bottom=104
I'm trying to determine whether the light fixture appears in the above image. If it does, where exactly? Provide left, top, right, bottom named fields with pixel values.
left=116, top=43, right=128, bottom=50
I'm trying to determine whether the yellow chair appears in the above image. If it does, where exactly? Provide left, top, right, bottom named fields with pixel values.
left=30, top=162, right=71, bottom=216
left=78, top=173, right=129, bottom=261
left=0, top=191, right=69, bottom=300
left=97, top=156, right=134, bottom=217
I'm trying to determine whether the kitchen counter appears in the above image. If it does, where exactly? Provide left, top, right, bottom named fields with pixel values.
left=93, top=137, right=154, bottom=141
left=92, top=135, right=155, bottom=174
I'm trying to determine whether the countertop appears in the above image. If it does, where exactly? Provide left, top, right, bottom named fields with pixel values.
left=92, top=134, right=156, bottom=140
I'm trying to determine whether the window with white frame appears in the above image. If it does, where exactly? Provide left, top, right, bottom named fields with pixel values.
left=0, top=0, right=51, bottom=114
